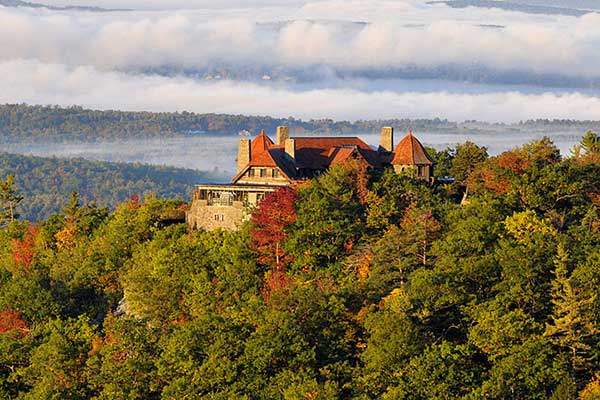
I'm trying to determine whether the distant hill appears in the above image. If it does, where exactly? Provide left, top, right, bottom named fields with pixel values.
left=428, top=0, right=596, bottom=16
left=508, top=0, right=600, bottom=10
left=0, top=0, right=128, bottom=12
left=0, top=152, right=221, bottom=221
left=0, top=104, right=461, bottom=142
left=0, top=103, right=599, bottom=144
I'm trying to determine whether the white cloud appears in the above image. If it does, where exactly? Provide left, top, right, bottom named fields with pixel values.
left=2, top=59, right=600, bottom=123
left=0, top=4, right=599, bottom=78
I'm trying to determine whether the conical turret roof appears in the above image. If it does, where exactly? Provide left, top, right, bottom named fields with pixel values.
left=391, top=131, right=433, bottom=165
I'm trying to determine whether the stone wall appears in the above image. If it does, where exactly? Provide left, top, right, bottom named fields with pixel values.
left=393, top=164, right=433, bottom=181
left=186, top=200, right=246, bottom=231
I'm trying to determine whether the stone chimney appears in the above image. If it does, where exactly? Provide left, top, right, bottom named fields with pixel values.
left=380, top=126, right=394, bottom=152
left=284, top=138, right=295, bottom=160
left=276, top=125, right=289, bottom=145
left=237, top=138, right=251, bottom=173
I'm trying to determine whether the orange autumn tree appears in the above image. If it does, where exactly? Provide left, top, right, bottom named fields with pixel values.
left=250, top=186, right=298, bottom=269
left=0, top=308, right=29, bottom=336
left=11, top=225, right=39, bottom=274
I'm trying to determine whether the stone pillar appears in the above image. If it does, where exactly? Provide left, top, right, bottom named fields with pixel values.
left=237, top=138, right=251, bottom=173
left=380, top=126, right=394, bottom=152
left=284, top=138, right=295, bottom=160
left=276, top=125, right=289, bottom=145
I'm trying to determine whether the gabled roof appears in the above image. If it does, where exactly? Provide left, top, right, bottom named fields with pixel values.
left=392, top=132, right=433, bottom=165
left=328, top=146, right=371, bottom=166
left=328, top=147, right=358, bottom=166
left=276, top=137, right=380, bottom=169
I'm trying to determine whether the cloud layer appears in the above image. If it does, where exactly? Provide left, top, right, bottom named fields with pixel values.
left=2, top=59, right=600, bottom=123
left=1, top=0, right=600, bottom=123
left=1, top=4, right=600, bottom=78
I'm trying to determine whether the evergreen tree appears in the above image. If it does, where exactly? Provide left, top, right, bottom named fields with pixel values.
left=544, top=244, right=598, bottom=383
left=0, top=174, right=23, bottom=226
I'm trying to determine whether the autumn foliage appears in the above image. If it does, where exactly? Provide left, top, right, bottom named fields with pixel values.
left=0, top=308, right=29, bottom=336
left=11, top=224, right=39, bottom=272
left=250, top=186, right=298, bottom=268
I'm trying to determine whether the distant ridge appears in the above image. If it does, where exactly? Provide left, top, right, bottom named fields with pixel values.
left=0, top=0, right=129, bottom=12
left=428, top=0, right=596, bottom=16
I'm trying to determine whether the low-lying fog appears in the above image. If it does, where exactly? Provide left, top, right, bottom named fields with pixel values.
left=1, top=128, right=586, bottom=182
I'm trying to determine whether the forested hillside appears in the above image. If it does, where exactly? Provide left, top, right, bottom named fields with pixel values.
left=0, top=153, right=221, bottom=221
left=2, top=103, right=599, bottom=143
left=1, top=134, right=600, bottom=399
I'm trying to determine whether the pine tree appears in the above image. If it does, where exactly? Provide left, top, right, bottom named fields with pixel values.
left=0, top=174, right=23, bottom=226
left=544, top=243, right=598, bottom=382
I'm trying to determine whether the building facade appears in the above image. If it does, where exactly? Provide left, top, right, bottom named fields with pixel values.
left=186, top=126, right=433, bottom=230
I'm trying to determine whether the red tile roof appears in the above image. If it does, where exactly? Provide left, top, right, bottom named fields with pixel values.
left=251, top=130, right=274, bottom=155
left=283, top=137, right=379, bottom=169
left=391, top=132, right=433, bottom=165
left=239, top=135, right=383, bottom=182
left=328, top=147, right=362, bottom=166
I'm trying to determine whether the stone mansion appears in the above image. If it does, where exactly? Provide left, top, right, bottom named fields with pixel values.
left=186, top=126, right=433, bottom=230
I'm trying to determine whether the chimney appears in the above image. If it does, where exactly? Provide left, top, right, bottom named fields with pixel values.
left=284, top=138, right=295, bottom=160
left=276, top=125, right=289, bottom=145
left=237, top=138, right=251, bottom=172
left=380, top=126, right=394, bottom=152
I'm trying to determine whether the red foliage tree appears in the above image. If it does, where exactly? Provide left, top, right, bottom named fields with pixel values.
left=260, top=269, right=294, bottom=305
left=0, top=308, right=29, bottom=336
left=11, top=224, right=39, bottom=273
left=250, top=187, right=298, bottom=269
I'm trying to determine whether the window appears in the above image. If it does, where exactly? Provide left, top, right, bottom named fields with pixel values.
left=272, top=169, right=279, bottom=178
left=248, top=168, right=255, bottom=177
left=260, top=168, right=267, bottom=177
left=214, top=214, right=225, bottom=222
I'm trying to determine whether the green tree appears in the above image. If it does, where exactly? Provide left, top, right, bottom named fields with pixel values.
left=0, top=174, right=23, bottom=226
left=449, top=141, right=488, bottom=185
left=286, top=164, right=366, bottom=269
left=544, top=244, right=598, bottom=384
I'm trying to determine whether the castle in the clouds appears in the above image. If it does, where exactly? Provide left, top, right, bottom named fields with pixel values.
left=186, top=126, right=433, bottom=230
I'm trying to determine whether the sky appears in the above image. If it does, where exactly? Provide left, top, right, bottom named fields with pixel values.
left=1, top=0, right=600, bottom=122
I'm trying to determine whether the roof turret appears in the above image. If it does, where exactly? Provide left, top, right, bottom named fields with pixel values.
left=391, top=131, right=433, bottom=165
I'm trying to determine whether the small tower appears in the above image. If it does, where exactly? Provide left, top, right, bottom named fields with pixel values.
left=391, top=131, right=433, bottom=181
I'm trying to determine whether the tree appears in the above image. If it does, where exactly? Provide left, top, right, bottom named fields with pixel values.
left=399, top=204, right=442, bottom=267
left=449, top=141, right=488, bottom=185
left=359, top=288, right=422, bottom=396
left=0, top=175, right=23, bottom=226
left=544, top=244, right=598, bottom=383
left=572, top=131, right=600, bottom=162
left=0, top=309, right=29, bottom=336
left=250, top=187, right=298, bottom=269
left=286, top=164, right=367, bottom=269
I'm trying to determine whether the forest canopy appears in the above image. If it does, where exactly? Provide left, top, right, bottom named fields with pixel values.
left=1, top=134, right=600, bottom=399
